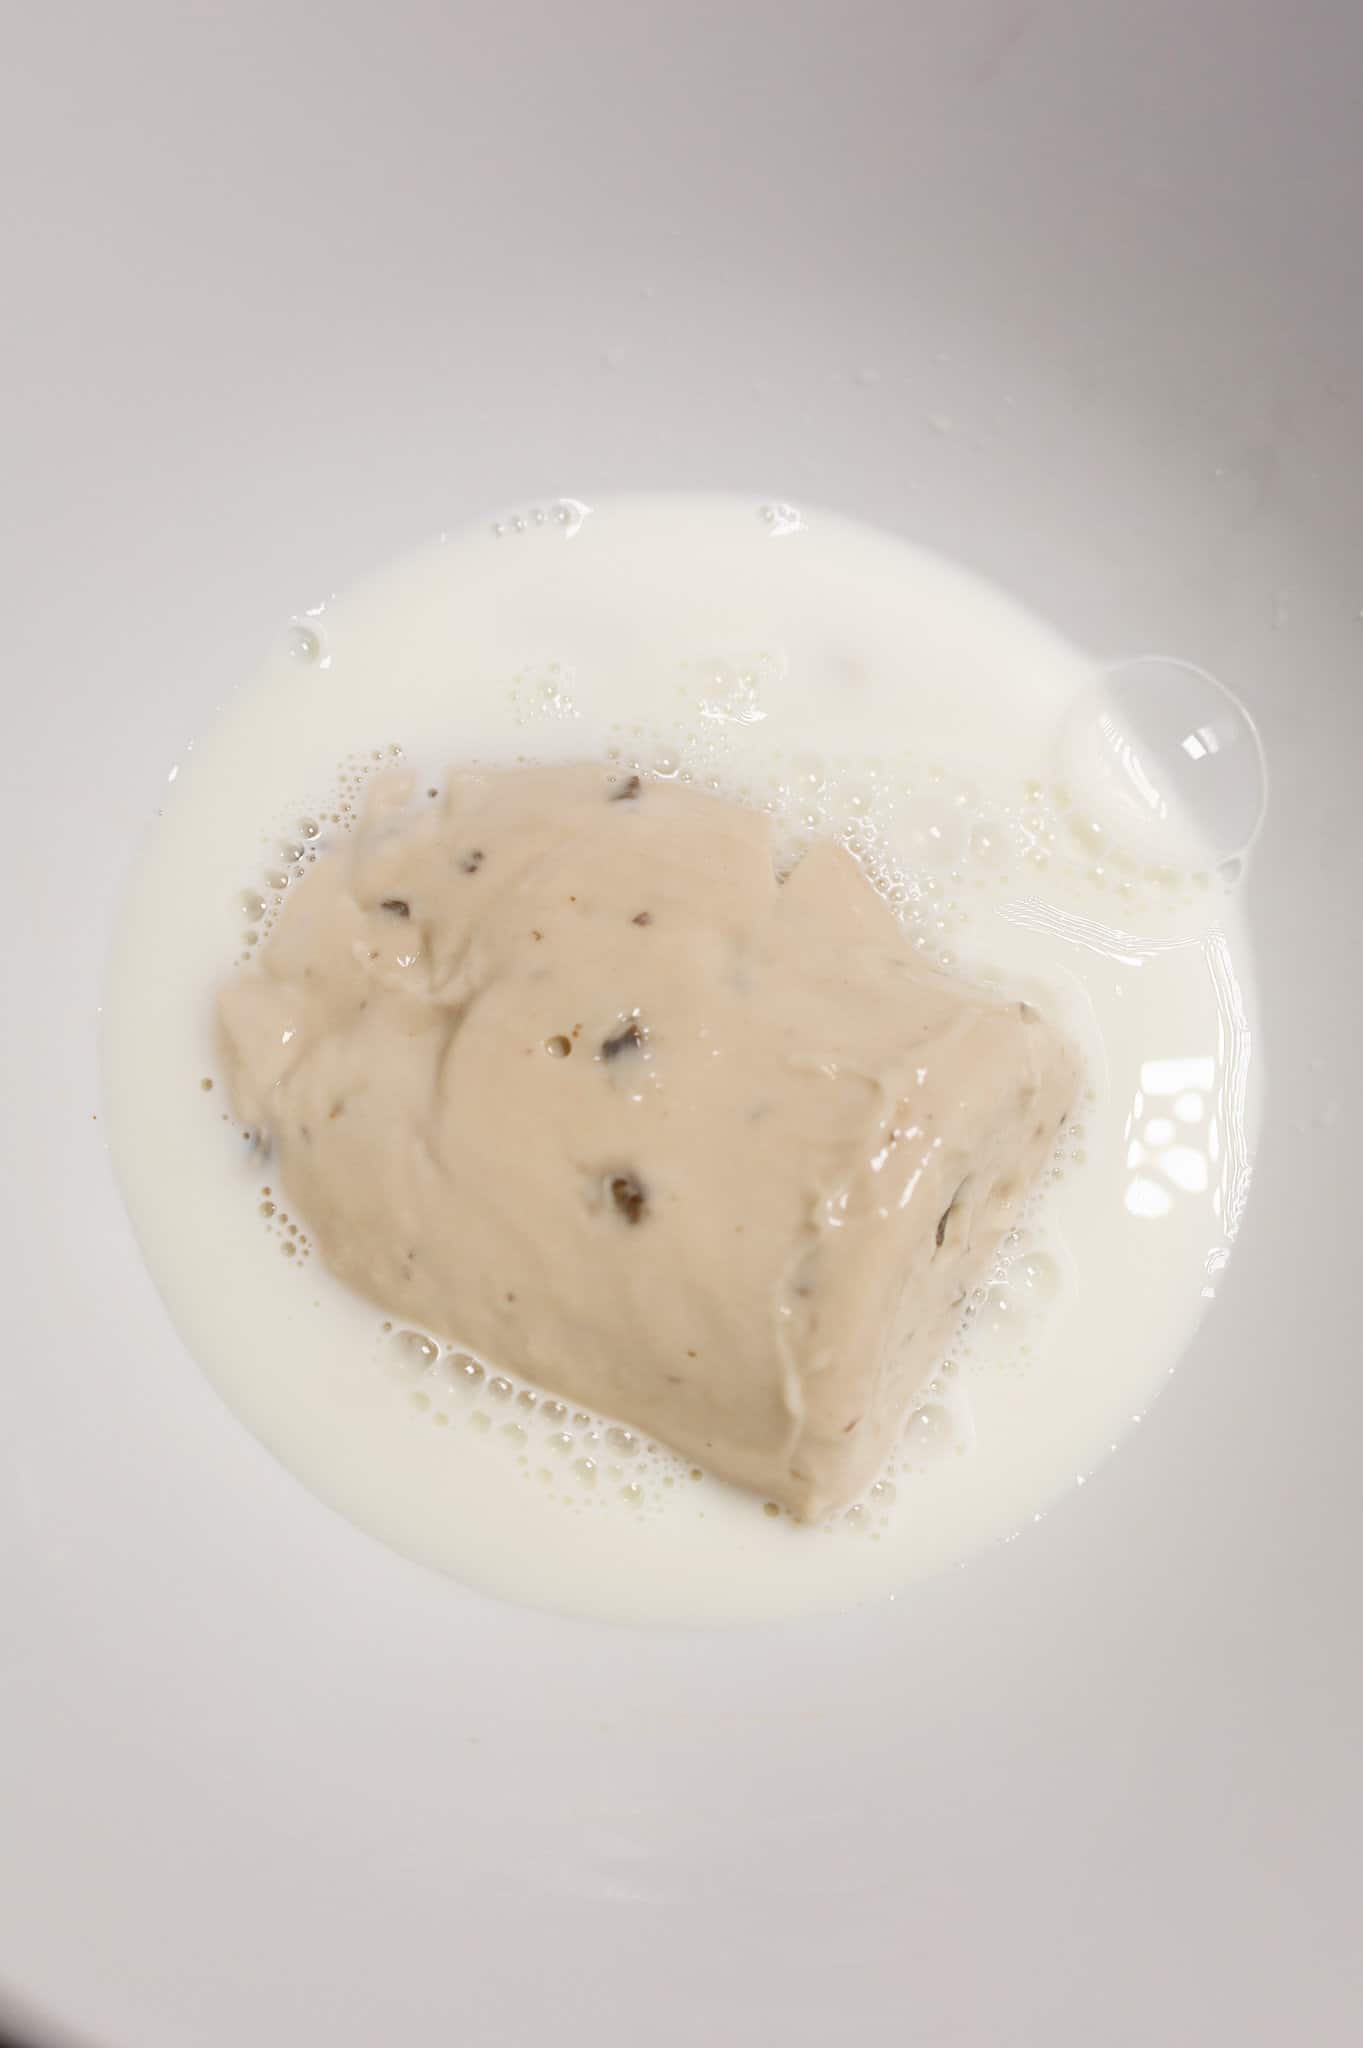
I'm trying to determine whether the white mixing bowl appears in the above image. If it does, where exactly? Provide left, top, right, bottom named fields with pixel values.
left=2, top=4, right=1359, bottom=2043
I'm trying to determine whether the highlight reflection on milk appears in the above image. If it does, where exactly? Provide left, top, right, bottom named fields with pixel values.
left=102, top=496, right=1260, bottom=1625
left=1000, top=901, right=1252, bottom=1282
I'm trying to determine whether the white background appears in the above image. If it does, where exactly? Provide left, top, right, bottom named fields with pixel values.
left=1, top=4, right=1360, bottom=2043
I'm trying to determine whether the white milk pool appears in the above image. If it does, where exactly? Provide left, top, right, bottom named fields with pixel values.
left=103, top=495, right=1259, bottom=1623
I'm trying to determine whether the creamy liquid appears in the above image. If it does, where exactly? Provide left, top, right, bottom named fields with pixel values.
left=103, top=495, right=1259, bottom=1624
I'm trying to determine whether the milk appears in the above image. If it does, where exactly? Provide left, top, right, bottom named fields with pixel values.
left=103, top=495, right=1258, bottom=1623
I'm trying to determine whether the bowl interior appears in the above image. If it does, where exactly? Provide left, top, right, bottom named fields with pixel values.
left=2, top=4, right=1360, bottom=2044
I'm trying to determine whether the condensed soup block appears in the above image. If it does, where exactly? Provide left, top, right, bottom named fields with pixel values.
left=221, top=763, right=1079, bottom=1516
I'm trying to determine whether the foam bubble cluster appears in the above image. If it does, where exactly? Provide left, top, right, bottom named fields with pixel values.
left=380, top=1324, right=703, bottom=1518
left=230, top=748, right=403, bottom=964
left=254, top=1184, right=312, bottom=1265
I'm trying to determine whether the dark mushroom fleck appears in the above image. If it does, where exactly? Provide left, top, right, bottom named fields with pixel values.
left=381, top=898, right=410, bottom=917
left=601, top=1020, right=645, bottom=1060
left=610, top=774, right=642, bottom=802
left=632, top=910, right=653, bottom=926
left=460, top=849, right=485, bottom=874
left=609, top=1173, right=647, bottom=1224
left=935, top=1177, right=971, bottom=1248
